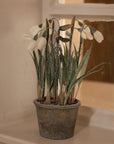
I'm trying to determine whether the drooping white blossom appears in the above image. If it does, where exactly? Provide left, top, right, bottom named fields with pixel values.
left=28, top=40, right=36, bottom=51
left=81, top=25, right=93, bottom=40
left=35, top=37, right=47, bottom=51
left=28, top=37, right=46, bottom=52
left=93, top=30, right=104, bottom=43
left=24, top=33, right=33, bottom=40
left=29, top=25, right=41, bottom=37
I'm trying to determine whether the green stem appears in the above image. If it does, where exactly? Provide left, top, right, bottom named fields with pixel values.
left=54, top=30, right=60, bottom=102
left=77, top=35, right=83, bottom=67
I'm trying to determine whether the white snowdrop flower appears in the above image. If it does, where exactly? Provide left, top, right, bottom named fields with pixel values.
left=93, top=30, right=104, bottom=43
left=36, top=37, right=47, bottom=51
left=83, top=25, right=91, bottom=33
left=81, top=31, right=87, bottom=39
left=29, top=25, right=40, bottom=37
left=86, top=32, right=93, bottom=40
left=24, top=33, right=33, bottom=40
left=28, top=41, right=36, bottom=51
left=28, top=37, right=46, bottom=52
left=81, top=25, right=93, bottom=40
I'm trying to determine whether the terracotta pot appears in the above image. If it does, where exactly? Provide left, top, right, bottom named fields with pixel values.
left=34, top=99, right=80, bottom=140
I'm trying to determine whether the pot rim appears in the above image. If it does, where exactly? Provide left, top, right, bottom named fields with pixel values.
left=33, top=99, right=80, bottom=109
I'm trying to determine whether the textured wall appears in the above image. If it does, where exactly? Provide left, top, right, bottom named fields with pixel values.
left=0, top=0, right=42, bottom=125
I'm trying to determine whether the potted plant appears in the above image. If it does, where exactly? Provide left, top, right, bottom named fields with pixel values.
left=25, top=17, right=104, bottom=140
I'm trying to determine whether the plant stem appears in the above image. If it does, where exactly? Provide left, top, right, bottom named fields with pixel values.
left=44, top=19, right=49, bottom=100
left=54, top=30, right=60, bottom=103
left=67, top=16, right=75, bottom=94
left=77, top=36, right=83, bottom=67
left=42, top=72, right=45, bottom=100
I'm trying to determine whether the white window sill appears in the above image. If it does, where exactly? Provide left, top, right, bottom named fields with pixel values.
left=0, top=106, right=114, bottom=144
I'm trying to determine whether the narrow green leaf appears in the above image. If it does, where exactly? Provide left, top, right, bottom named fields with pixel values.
left=70, top=45, right=92, bottom=89
left=58, top=36, right=70, bottom=42
left=59, top=24, right=73, bottom=31
left=33, top=34, right=38, bottom=41
left=64, top=68, right=102, bottom=105
left=78, top=21, right=83, bottom=27
left=39, top=24, right=42, bottom=28
left=42, top=31, right=46, bottom=38
left=77, top=35, right=83, bottom=66
left=33, top=51, right=39, bottom=81
left=49, top=19, right=52, bottom=23
left=75, top=43, right=92, bottom=96
left=77, top=28, right=82, bottom=32
left=66, top=31, right=71, bottom=37
left=91, top=27, right=96, bottom=33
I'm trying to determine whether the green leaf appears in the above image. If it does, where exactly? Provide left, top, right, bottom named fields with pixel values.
left=64, top=45, right=92, bottom=101
left=77, top=28, right=82, bottom=32
left=78, top=21, right=83, bottom=27
left=64, top=68, right=102, bottom=105
left=75, top=43, right=93, bottom=97
left=33, top=51, right=39, bottom=81
left=66, top=31, right=71, bottom=37
left=38, top=49, right=45, bottom=88
left=73, top=45, right=92, bottom=83
left=42, top=30, right=46, bottom=38
left=39, top=24, right=42, bottom=28
left=91, top=27, right=96, bottom=33
left=33, top=34, right=38, bottom=41
left=74, top=45, right=78, bottom=64
left=58, top=36, right=70, bottom=42
left=59, top=24, right=73, bottom=31
left=77, top=35, right=83, bottom=66
left=49, top=19, right=52, bottom=23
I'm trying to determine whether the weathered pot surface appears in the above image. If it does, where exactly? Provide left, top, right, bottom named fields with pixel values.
left=34, top=99, right=80, bottom=140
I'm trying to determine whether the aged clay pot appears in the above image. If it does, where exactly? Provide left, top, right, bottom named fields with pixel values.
left=34, top=99, right=80, bottom=140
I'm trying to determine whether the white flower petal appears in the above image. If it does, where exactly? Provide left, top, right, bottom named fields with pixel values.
left=42, top=21, right=46, bottom=30
left=94, top=30, right=104, bottom=43
left=81, top=31, right=87, bottom=39
left=81, top=25, right=93, bottom=40
left=83, top=25, right=91, bottom=34
left=36, top=37, right=47, bottom=51
left=28, top=41, right=36, bottom=51
left=24, top=33, right=33, bottom=40
left=86, top=33, right=93, bottom=40
left=29, top=25, right=40, bottom=36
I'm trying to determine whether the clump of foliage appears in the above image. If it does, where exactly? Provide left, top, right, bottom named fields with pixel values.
left=25, top=17, right=104, bottom=105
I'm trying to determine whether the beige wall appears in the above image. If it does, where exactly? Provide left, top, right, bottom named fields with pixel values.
left=0, top=0, right=42, bottom=125
left=77, top=80, right=114, bottom=112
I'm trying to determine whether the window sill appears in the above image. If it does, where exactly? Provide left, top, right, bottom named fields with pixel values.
left=0, top=106, right=114, bottom=144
